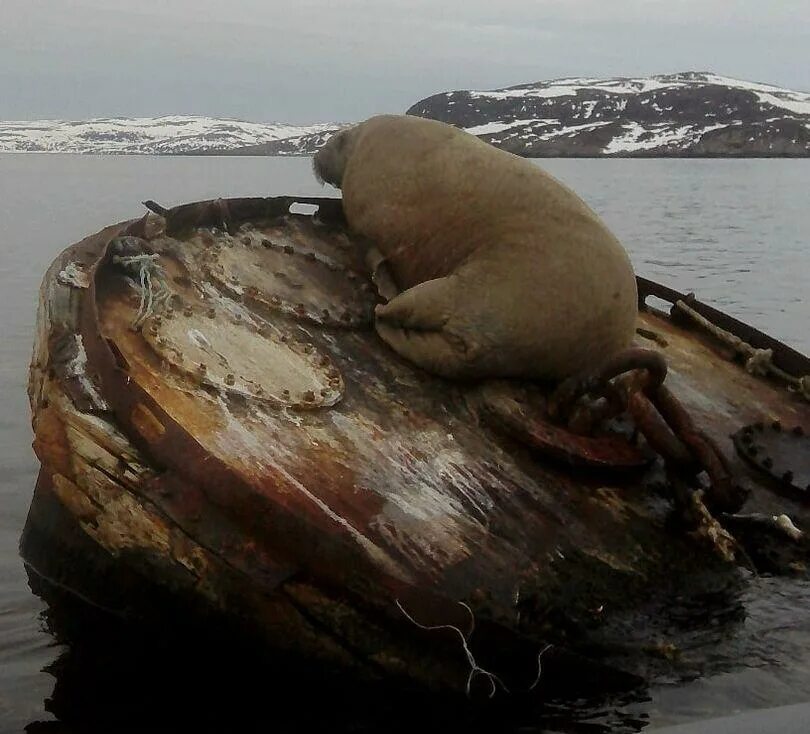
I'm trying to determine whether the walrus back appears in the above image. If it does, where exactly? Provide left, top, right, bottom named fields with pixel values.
left=341, top=116, right=620, bottom=282
left=338, top=114, right=638, bottom=380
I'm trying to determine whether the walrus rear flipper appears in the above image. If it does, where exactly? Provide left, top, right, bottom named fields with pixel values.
left=376, top=321, right=471, bottom=379
left=375, top=278, right=473, bottom=378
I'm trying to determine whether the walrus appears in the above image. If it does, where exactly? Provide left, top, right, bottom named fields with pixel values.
left=313, top=114, right=638, bottom=381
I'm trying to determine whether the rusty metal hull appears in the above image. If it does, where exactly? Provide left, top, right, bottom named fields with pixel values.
left=22, top=196, right=810, bottom=694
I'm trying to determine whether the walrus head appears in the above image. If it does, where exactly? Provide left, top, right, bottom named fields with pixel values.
left=313, top=125, right=360, bottom=189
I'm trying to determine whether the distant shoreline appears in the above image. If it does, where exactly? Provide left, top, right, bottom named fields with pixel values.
left=2, top=150, right=808, bottom=159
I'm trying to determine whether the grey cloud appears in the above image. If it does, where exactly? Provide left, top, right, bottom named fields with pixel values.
left=1, top=0, right=808, bottom=122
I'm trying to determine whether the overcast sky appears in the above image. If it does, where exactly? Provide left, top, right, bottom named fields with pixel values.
left=2, top=0, right=809, bottom=123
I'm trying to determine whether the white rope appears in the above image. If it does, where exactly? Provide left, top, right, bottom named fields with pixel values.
left=395, top=599, right=509, bottom=698
left=113, top=252, right=170, bottom=329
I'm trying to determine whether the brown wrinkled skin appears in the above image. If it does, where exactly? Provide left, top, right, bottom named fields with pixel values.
left=313, top=115, right=638, bottom=380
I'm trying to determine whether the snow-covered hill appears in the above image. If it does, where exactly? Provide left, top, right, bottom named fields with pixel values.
left=0, top=116, right=339, bottom=155
left=407, top=72, right=810, bottom=156
left=3, top=73, right=809, bottom=157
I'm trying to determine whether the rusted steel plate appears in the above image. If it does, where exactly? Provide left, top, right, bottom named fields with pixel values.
left=25, top=195, right=810, bottom=692
left=732, top=422, right=810, bottom=496
left=475, top=383, right=649, bottom=471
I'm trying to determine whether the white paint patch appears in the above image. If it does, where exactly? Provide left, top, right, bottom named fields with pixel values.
left=64, top=335, right=109, bottom=411
left=188, top=328, right=211, bottom=350
left=57, top=262, right=90, bottom=289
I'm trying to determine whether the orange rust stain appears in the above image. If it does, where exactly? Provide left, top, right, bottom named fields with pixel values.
left=637, top=310, right=805, bottom=433
left=131, top=403, right=166, bottom=442
left=32, top=401, right=74, bottom=479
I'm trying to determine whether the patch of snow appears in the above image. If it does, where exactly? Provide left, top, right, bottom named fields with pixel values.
left=464, top=118, right=555, bottom=135
left=754, top=92, right=810, bottom=116
left=534, top=121, right=613, bottom=141
left=604, top=122, right=727, bottom=154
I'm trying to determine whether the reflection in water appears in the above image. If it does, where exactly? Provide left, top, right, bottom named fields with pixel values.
left=24, top=566, right=653, bottom=734
left=26, top=552, right=804, bottom=733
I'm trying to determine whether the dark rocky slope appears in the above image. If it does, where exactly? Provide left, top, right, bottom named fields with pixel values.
left=406, top=72, right=810, bottom=157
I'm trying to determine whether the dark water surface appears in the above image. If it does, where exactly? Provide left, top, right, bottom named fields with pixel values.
left=0, top=154, right=808, bottom=732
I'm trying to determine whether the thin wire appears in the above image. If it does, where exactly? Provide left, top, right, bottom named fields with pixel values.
left=395, top=599, right=509, bottom=698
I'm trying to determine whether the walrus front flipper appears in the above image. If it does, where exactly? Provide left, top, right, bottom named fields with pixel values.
left=365, top=246, right=399, bottom=303
left=375, top=278, right=472, bottom=378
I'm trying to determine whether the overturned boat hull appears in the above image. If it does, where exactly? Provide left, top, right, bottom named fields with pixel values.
left=22, top=196, right=810, bottom=694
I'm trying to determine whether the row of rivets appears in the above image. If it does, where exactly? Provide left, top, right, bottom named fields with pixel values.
left=736, top=421, right=809, bottom=491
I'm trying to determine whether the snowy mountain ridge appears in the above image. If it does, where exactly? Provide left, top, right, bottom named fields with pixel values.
left=0, top=116, right=339, bottom=155
left=2, top=73, right=809, bottom=157
left=407, top=72, right=810, bottom=156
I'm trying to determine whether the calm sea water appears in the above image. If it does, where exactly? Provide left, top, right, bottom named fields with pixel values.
left=0, top=154, right=808, bottom=732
